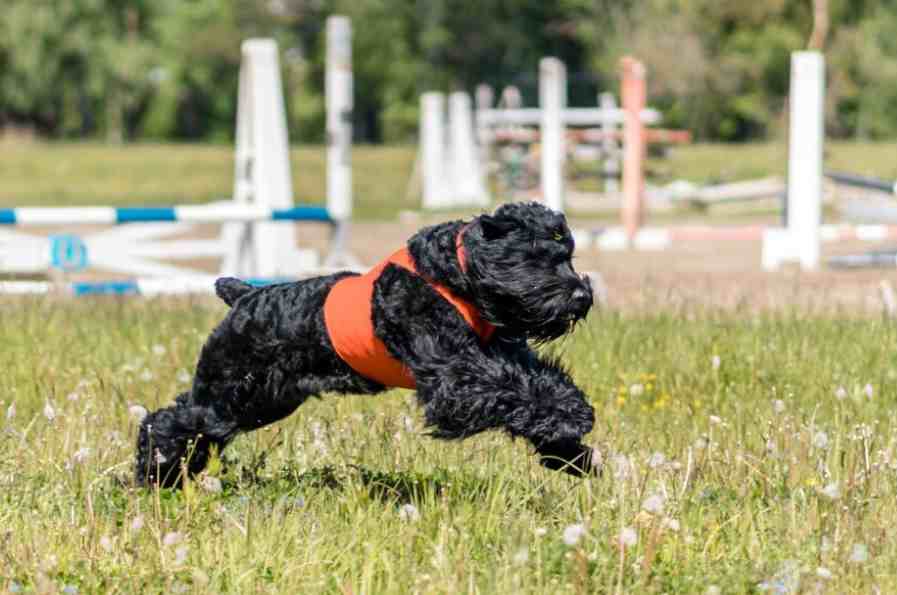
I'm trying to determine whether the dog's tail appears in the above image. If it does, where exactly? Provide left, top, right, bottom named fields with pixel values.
left=215, top=277, right=253, bottom=307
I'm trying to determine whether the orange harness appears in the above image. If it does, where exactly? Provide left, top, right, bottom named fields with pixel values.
left=323, top=234, right=494, bottom=389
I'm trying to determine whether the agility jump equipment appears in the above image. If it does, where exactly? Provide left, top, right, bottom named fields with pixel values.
left=0, top=18, right=356, bottom=291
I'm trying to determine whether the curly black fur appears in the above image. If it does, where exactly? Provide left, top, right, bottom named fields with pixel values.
left=135, top=202, right=598, bottom=487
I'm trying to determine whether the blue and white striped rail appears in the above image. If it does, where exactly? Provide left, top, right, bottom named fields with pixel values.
left=0, top=204, right=332, bottom=226
left=0, top=276, right=294, bottom=297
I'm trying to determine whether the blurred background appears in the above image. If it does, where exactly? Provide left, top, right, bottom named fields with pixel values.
left=3, top=0, right=896, bottom=145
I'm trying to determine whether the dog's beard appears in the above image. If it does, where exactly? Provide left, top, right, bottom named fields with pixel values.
left=484, top=279, right=591, bottom=343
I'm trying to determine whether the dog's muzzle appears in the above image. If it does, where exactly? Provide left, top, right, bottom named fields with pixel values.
left=569, top=275, right=593, bottom=318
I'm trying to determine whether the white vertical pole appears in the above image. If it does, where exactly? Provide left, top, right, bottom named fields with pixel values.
left=540, top=57, right=566, bottom=213
left=241, top=39, right=296, bottom=277
left=326, top=16, right=352, bottom=222
left=787, top=51, right=824, bottom=270
left=449, top=91, right=489, bottom=206
left=421, top=92, right=448, bottom=209
left=222, top=50, right=254, bottom=276
left=599, top=92, right=620, bottom=194
left=475, top=84, right=494, bottom=167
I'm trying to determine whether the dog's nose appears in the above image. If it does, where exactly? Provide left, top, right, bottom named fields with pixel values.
left=571, top=287, right=592, bottom=311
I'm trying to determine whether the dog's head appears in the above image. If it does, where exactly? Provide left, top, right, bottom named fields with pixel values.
left=463, top=202, right=593, bottom=342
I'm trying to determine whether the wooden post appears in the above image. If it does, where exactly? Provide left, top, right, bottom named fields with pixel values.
left=621, top=57, right=646, bottom=243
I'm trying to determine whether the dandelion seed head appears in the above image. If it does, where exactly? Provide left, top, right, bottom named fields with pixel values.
left=822, top=482, right=841, bottom=500
left=849, top=543, right=869, bottom=563
left=834, top=386, right=847, bottom=400
left=199, top=475, right=223, bottom=493
left=618, top=526, right=638, bottom=548
left=162, top=531, right=184, bottom=547
left=562, top=523, right=586, bottom=546
left=72, top=447, right=90, bottom=464
left=642, top=494, right=665, bottom=514
left=43, top=401, right=56, bottom=422
left=709, top=415, right=722, bottom=425
left=773, top=399, right=786, bottom=414
left=152, top=344, right=167, bottom=356
left=648, top=452, right=666, bottom=469
left=177, top=369, right=192, bottom=384
left=130, top=515, right=144, bottom=532
left=398, top=503, right=420, bottom=522
left=174, top=545, right=189, bottom=565
left=711, top=355, right=721, bottom=370
left=99, top=535, right=113, bottom=553
left=129, top=405, right=148, bottom=422
left=629, top=383, right=645, bottom=397
left=534, top=527, right=548, bottom=537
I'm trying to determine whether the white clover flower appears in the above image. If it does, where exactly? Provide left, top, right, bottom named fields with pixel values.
left=129, top=405, right=148, bottom=422
left=162, top=532, right=184, bottom=547
left=43, top=401, right=56, bottom=422
left=618, top=526, right=638, bottom=548
left=864, top=384, right=874, bottom=399
left=813, top=431, right=830, bottom=450
left=648, top=452, right=666, bottom=469
left=152, top=344, right=167, bottom=356
left=834, top=386, right=847, bottom=400
left=398, top=503, right=420, bottom=522
left=642, top=494, right=665, bottom=514
left=849, top=543, right=869, bottom=563
left=822, top=482, right=841, bottom=500
left=562, top=523, right=586, bottom=546
left=711, top=355, right=721, bottom=370
left=772, top=399, right=786, bottom=414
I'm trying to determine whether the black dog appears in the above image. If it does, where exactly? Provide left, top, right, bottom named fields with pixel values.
left=135, top=202, right=598, bottom=487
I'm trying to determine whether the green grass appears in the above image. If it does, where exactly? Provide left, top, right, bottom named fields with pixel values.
left=0, top=143, right=418, bottom=220
left=3, top=141, right=897, bottom=221
left=2, top=298, right=897, bottom=592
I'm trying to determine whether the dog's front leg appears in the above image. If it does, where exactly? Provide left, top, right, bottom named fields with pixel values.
left=406, top=338, right=598, bottom=477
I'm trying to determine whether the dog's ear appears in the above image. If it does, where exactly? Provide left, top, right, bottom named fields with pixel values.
left=479, top=215, right=515, bottom=240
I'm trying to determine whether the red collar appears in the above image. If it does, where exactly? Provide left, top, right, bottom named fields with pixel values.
left=456, top=224, right=471, bottom=273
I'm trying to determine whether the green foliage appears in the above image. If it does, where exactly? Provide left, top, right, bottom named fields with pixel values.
left=3, top=0, right=897, bottom=141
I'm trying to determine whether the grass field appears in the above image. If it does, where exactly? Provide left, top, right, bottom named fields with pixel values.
left=3, top=298, right=897, bottom=593
left=3, top=140, right=897, bottom=220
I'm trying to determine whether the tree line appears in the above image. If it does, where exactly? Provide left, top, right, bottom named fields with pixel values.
left=2, top=0, right=895, bottom=143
